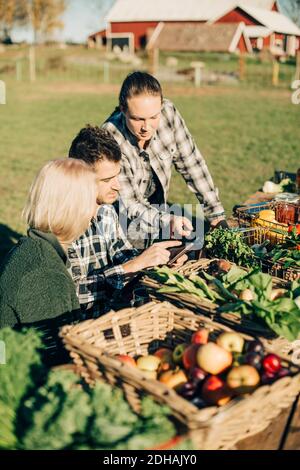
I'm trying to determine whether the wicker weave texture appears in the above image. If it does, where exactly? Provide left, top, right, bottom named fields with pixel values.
left=141, top=259, right=299, bottom=362
left=61, top=301, right=300, bottom=450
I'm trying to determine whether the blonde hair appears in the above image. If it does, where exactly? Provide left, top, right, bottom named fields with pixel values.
left=23, top=159, right=97, bottom=244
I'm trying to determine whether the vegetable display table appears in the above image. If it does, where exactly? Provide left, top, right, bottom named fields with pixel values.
left=231, top=190, right=300, bottom=449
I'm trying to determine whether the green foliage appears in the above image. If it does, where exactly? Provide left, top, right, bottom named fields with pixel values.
left=0, top=328, right=181, bottom=450
left=0, top=328, right=44, bottom=449
left=269, top=227, right=300, bottom=268
left=152, top=265, right=300, bottom=341
left=88, top=382, right=138, bottom=446
left=21, top=370, right=90, bottom=450
left=205, top=229, right=258, bottom=268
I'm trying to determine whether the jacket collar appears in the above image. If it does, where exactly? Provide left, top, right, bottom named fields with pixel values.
left=28, top=229, right=69, bottom=266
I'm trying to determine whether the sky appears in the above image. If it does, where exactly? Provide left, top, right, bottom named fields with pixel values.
left=12, top=0, right=115, bottom=43
left=10, top=0, right=295, bottom=44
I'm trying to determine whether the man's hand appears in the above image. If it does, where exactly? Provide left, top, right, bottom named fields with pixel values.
left=170, top=215, right=193, bottom=238
left=123, top=240, right=182, bottom=273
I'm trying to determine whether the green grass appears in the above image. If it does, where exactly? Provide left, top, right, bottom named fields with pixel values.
left=0, top=62, right=299, bottom=261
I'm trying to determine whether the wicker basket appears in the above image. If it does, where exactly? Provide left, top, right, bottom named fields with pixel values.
left=141, top=259, right=299, bottom=361
left=60, top=301, right=300, bottom=450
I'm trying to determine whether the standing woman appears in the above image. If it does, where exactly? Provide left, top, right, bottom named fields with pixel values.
left=102, top=71, right=228, bottom=247
left=0, top=159, right=98, bottom=364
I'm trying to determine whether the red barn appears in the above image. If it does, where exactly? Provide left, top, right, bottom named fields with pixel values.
left=88, top=0, right=300, bottom=56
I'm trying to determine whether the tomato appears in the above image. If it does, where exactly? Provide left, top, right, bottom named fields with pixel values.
left=288, top=224, right=300, bottom=236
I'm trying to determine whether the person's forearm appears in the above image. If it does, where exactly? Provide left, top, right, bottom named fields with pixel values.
left=122, top=257, right=143, bottom=275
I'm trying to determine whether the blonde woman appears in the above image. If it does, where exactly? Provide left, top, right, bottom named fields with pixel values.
left=0, top=159, right=97, bottom=363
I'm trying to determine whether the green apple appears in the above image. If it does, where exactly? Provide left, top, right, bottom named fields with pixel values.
left=172, top=343, right=188, bottom=365
left=216, top=332, right=245, bottom=353
left=226, top=365, right=260, bottom=395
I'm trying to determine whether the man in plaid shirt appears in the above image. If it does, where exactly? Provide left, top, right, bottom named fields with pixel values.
left=68, top=126, right=183, bottom=317
left=102, top=71, right=227, bottom=247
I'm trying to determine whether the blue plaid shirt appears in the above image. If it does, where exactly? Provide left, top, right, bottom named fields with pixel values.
left=67, top=204, right=138, bottom=317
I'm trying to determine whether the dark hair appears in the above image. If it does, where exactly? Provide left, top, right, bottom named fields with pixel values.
left=68, top=125, right=121, bottom=165
left=119, top=71, right=163, bottom=111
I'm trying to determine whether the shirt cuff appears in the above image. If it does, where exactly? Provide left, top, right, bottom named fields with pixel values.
left=103, top=264, right=126, bottom=289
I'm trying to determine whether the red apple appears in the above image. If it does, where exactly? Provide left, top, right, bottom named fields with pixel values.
left=226, top=365, right=260, bottom=395
left=159, top=368, right=188, bottom=389
left=182, top=344, right=199, bottom=370
left=172, top=343, right=188, bottom=365
left=197, top=342, right=232, bottom=375
left=202, top=376, right=232, bottom=406
left=191, top=328, right=209, bottom=345
left=262, top=354, right=281, bottom=374
left=117, top=355, right=137, bottom=367
left=154, top=348, right=174, bottom=372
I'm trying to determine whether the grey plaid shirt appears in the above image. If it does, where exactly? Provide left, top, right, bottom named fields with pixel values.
left=67, top=204, right=138, bottom=317
left=102, top=99, right=225, bottom=235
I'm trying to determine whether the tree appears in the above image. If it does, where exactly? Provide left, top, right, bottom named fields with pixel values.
left=27, top=0, right=66, bottom=43
left=0, top=0, right=66, bottom=43
left=0, top=0, right=27, bottom=41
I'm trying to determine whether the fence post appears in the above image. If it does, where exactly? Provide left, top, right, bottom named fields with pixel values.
left=148, top=48, right=159, bottom=76
left=29, top=46, right=36, bottom=82
left=239, top=54, right=246, bottom=81
left=0, top=80, right=6, bottom=104
left=191, top=61, right=205, bottom=87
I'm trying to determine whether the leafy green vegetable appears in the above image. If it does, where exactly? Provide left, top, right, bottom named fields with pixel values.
left=0, top=328, right=44, bottom=450
left=267, top=226, right=300, bottom=269
left=0, top=327, right=182, bottom=450
left=20, top=370, right=90, bottom=450
left=88, top=382, right=138, bottom=446
left=150, top=265, right=300, bottom=341
left=205, top=228, right=258, bottom=268
left=151, top=267, right=213, bottom=302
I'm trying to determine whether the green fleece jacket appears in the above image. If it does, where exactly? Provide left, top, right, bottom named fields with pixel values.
left=0, top=229, right=81, bottom=363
